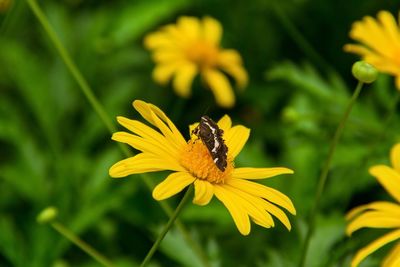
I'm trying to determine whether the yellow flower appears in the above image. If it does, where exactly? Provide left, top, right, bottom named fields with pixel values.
left=109, top=100, right=295, bottom=235
left=344, top=11, right=400, bottom=89
left=346, top=143, right=400, bottom=267
left=144, top=16, right=248, bottom=108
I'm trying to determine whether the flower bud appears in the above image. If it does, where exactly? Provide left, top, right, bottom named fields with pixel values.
left=351, top=61, right=378, bottom=83
left=37, top=206, right=58, bottom=224
left=282, top=107, right=299, bottom=123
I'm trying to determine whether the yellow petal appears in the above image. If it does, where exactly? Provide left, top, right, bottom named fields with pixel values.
left=112, top=132, right=178, bottom=164
left=152, top=63, right=180, bottom=85
left=351, top=16, right=392, bottom=59
left=214, top=185, right=251, bottom=235
left=202, top=16, right=222, bottom=45
left=396, top=76, right=400, bottom=90
left=109, top=153, right=183, bottom=178
left=172, top=63, right=198, bottom=98
left=217, top=114, right=232, bottom=132
left=144, top=32, right=176, bottom=49
left=383, top=242, right=400, bottom=267
left=218, top=49, right=248, bottom=89
left=391, top=143, right=400, bottom=172
left=343, top=43, right=373, bottom=56
left=343, top=44, right=400, bottom=75
left=222, top=185, right=274, bottom=228
left=347, top=211, right=400, bottom=235
left=224, top=125, right=250, bottom=158
left=152, top=172, right=195, bottom=200
left=222, top=64, right=248, bottom=90
left=152, top=50, right=183, bottom=64
left=133, top=100, right=187, bottom=147
left=227, top=178, right=296, bottom=214
left=377, top=11, right=400, bottom=50
left=177, top=16, right=201, bottom=41
left=369, top=165, right=400, bottom=202
left=346, top=201, right=400, bottom=221
left=116, top=116, right=179, bottom=158
left=203, top=69, right=235, bottom=108
left=217, top=49, right=243, bottom=64
left=233, top=167, right=294, bottom=180
left=261, top=200, right=292, bottom=230
left=350, top=229, right=400, bottom=267
left=193, top=180, right=214, bottom=206
left=224, top=183, right=292, bottom=230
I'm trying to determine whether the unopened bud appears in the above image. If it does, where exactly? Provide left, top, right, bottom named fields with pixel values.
left=351, top=61, right=378, bottom=83
left=37, top=206, right=58, bottom=224
left=282, top=107, right=299, bottom=123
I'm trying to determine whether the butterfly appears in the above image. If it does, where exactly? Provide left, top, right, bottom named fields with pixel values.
left=192, top=116, right=228, bottom=171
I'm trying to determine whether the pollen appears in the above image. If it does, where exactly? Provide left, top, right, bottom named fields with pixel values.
left=185, top=41, right=219, bottom=69
left=180, top=140, right=233, bottom=184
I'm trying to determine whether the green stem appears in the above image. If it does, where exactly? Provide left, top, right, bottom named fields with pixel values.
left=140, top=186, right=194, bottom=267
left=299, top=81, right=364, bottom=267
left=26, top=0, right=115, bottom=133
left=26, top=1, right=209, bottom=266
left=51, top=221, right=115, bottom=267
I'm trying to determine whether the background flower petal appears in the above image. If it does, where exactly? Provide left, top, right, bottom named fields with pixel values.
left=382, top=242, right=400, bottom=267
left=152, top=172, right=195, bottom=200
left=202, top=16, right=222, bottom=45
left=177, top=16, right=201, bottom=41
left=346, top=201, right=400, bottom=221
left=172, top=63, right=198, bottom=98
left=203, top=69, right=235, bottom=108
left=346, top=211, right=400, bottom=235
left=369, top=165, right=400, bottom=202
left=390, top=143, right=400, bottom=172
left=350, top=229, right=400, bottom=267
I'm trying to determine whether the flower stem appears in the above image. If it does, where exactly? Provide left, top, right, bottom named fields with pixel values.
left=140, top=186, right=194, bottom=267
left=26, top=1, right=209, bottom=266
left=26, top=0, right=116, bottom=134
left=299, top=81, right=364, bottom=267
left=51, top=221, right=115, bottom=267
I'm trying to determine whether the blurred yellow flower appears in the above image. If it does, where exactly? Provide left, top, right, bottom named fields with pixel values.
left=144, top=16, right=248, bottom=108
left=344, top=11, right=400, bottom=89
left=109, top=100, right=295, bottom=235
left=0, top=0, right=12, bottom=13
left=346, top=143, right=400, bottom=267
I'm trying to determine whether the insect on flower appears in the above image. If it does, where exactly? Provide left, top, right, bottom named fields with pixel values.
left=192, top=116, right=228, bottom=172
left=109, top=100, right=296, bottom=235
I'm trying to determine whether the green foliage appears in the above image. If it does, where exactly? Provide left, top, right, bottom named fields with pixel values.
left=1, top=0, right=400, bottom=266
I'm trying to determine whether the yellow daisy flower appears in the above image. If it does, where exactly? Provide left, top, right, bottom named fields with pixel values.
left=344, top=10, right=400, bottom=89
left=144, top=16, right=248, bottom=108
left=109, top=100, right=295, bottom=235
left=346, top=143, right=400, bottom=267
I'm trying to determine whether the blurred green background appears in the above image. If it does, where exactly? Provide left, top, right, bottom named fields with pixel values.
left=1, top=0, right=400, bottom=266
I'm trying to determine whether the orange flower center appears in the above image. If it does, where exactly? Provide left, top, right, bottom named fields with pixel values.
left=185, top=41, right=219, bottom=69
left=180, top=140, right=233, bottom=184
